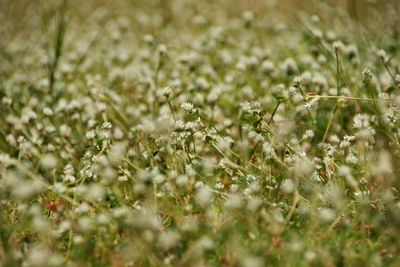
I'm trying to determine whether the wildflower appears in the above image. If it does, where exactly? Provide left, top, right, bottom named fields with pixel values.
left=158, top=44, right=167, bottom=54
left=0, top=153, right=12, bottom=166
left=196, top=185, right=213, bottom=205
left=215, top=182, right=224, bottom=190
left=176, top=175, right=189, bottom=186
left=63, top=164, right=76, bottom=182
left=282, top=58, right=298, bottom=74
left=304, top=96, right=320, bottom=109
left=281, top=179, right=295, bottom=194
left=262, top=142, right=276, bottom=159
left=60, top=124, right=71, bottom=137
left=362, top=67, right=373, bottom=82
left=345, top=153, right=358, bottom=164
left=102, top=122, right=113, bottom=129
left=43, top=107, right=54, bottom=116
left=242, top=11, right=255, bottom=22
left=333, top=41, right=344, bottom=50
left=224, top=193, right=243, bottom=210
left=377, top=49, right=388, bottom=63
left=303, top=129, right=314, bottom=139
left=355, top=127, right=375, bottom=140
left=180, top=102, right=194, bottom=112
left=230, top=184, right=239, bottom=192
left=86, top=130, right=96, bottom=139
left=319, top=208, right=335, bottom=223
left=161, top=86, right=173, bottom=97
left=158, top=230, right=180, bottom=249
left=40, top=154, right=58, bottom=169
left=395, top=74, right=400, bottom=84
left=262, top=60, right=275, bottom=73
left=17, top=135, right=26, bottom=143
left=372, top=151, right=393, bottom=175
left=99, top=130, right=111, bottom=139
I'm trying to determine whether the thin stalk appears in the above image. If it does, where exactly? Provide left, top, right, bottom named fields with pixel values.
left=285, top=190, right=299, bottom=224
left=298, top=86, right=314, bottom=124
left=335, top=47, right=340, bottom=94
left=322, top=104, right=339, bottom=143
left=308, top=94, right=392, bottom=103
left=381, top=59, right=396, bottom=82
left=268, top=101, right=282, bottom=125
left=167, top=100, right=176, bottom=122
left=48, top=0, right=68, bottom=92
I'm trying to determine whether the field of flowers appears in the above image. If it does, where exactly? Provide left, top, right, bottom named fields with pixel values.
left=1, top=0, right=400, bottom=266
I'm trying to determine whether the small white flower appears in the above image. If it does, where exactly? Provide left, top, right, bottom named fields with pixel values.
left=242, top=11, right=255, bottom=22
left=161, top=86, right=173, bottom=97
left=196, top=185, right=213, bottom=205
left=303, top=130, right=314, bottom=139
left=86, top=130, right=96, bottom=139
left=180, top=102, right=194, bottom=112
left=319, top=208, right=335, bottom=223
left=17, top=135, right=26, bottom=143
left=377, top=49, right=387, bottom=60
left=395, top=74, right=400, bottom=84
left=346, top=153, right=358, bottom=164
left=281, top=179, right=295, bottom=194
left=262, top=142, right=276, bottom=159
left=43, top=107, right=54, bottom=116
left=333, top=41, right=344, bottom=50
left=215, top=182, right=224, bottom=190
left=362, top=67, right=373, bottom=82
left=230, top=184, right=239, bottom=192
left=102, top=122, right=113, bottom=129
left=262, top=60, right=275, bottom=73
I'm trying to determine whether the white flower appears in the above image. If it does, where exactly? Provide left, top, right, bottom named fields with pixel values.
left=377, top=49, right=387, bottom=62
left=356, top=127, right=375, bottom=140
left=63, top=164, right=76, bottom=182
left=262, top=60, right=275, bottom=73
left=242, top=11, right=255, bottom=22
left=319, top=208, right=335, bottom=223
left=230, top=184, right=239, bottom=192
left=180, top=102, right=194, bottom=112
left=262, top=142, right=276, bottom=159
left=333, top=41, right=344, bottom=50
left=346, top=153, right=358, bottom=164
left=224, top=194, right=243, bottom=209
left=17, top=135, right=26, bottom=143
left=395, top=74, right=400, bottom=84
left=196, top=186, right=213, bottom=205
left=281, top=179, right=295, bottom=194
left=362, top=67, right=373, bottom=82
left=161, top=86, right=173, bottom=97
left=215, top=182, right=224, bottom=190
left=102, top=122, right=113, bottom=129
left=303, top=130, right=314, bottom=139
left=86, top=130, right=96, bottom=139
left=43, top=107, right=54, bottom=116
left=40, top=154, right=58, bottom=169
left=0, top=154, right=13, bottom=165
left=353, top=114, right=370, bottom=129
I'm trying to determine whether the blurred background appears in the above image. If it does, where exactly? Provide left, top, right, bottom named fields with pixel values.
left=1, top=0, right=399, bottom=40
left=1, top=0, right=399, bottom=84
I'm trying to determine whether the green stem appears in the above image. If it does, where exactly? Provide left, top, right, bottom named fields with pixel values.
left=322, top=104, right=339, bottom=143
left=268, top=101, right=281, bottom=125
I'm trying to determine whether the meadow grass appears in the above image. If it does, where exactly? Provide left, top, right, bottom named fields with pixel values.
left=0, top=0, right=400, bottom=266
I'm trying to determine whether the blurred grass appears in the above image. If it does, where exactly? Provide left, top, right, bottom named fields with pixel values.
left=1, top=0, right=399, bottom=39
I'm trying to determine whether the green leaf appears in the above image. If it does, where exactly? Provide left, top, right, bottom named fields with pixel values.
left=272, top=93, right=284, bottom=101
left=387, top=86, right=396, bottom=94
left=205, top=136, right=214, bottom=143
